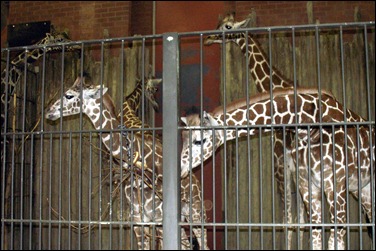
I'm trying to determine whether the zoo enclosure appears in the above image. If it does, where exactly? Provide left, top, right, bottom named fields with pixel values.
left=1, top=22, right=375, bottom=250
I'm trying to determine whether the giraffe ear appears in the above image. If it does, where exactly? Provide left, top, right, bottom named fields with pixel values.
left=83, top=85, right=108, bottom=99
left=181, top=117, right=188, bottom=126
left=203, top=111, right=224, bottom=140
left=202, top=111, right=217, bottom=126
left=234, top=17, right=251, bottom=29
left=72, top=76, right=82, bottom=88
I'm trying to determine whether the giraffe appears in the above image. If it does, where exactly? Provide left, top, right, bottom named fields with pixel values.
left=1, top=27, right=80, bottom=161
left=204, top=11, right=304, bottom=249
left=180, top=87, right=375, bottom=250
left=45, top=75, right=209, bottom=250
left=123, top=77, right=160, bottom=115
left=119, top=77, right=209, bottom=250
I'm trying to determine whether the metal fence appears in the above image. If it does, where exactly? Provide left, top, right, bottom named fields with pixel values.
left=1, top=22, right=375, bottom=250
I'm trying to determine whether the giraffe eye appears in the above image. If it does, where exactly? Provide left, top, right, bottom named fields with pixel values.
left=65, top=94, right=74, bottom=100
left=225, top=24, right=232, bottom=30
left=193, top=138, right=206, bottom=146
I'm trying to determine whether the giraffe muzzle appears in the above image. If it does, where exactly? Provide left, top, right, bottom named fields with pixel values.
left=45, top=108, right=60, bottom=121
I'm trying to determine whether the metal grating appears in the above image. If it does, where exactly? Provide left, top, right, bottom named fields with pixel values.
left=1, top=22, right=375, bottom=250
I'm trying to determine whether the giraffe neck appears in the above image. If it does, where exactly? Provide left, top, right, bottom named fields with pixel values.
left=125, top=79, right=143, bottom=113
left=97, top=93, right=164, bottom=188
left=85, top=93, right=131, bottom=161
left=11, top=35, right=51, bottom=66
left=119, top=82, right=164, bottom=189
left=119, top=80, right=147, bottom=128
left=119, top=103, right=146, bottom=129
left=1, top=32, right=78, bottom=131
left=236, top=35, right=294, bottom=93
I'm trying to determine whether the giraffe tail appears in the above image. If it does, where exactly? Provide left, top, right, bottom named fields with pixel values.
left=365, top=214, right=373, bottom=239
left=192, top=236, right=199, bottom=250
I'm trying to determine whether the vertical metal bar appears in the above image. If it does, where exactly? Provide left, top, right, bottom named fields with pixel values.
left=58, top=44, right=65, bottom=250
left=211, top=128, right=217, bottom=250
left=68, top=132, right=72, bottom=249
left=10, top=116, right=15, bottom=250
left=363, top=23, right=375, bottom=251
left=39, top=47, right=47, bottom=250
left=1, top=48, right=10, bottom=251
left=141, top=37, right=146, bottom=248
left=258, top=129, right=263, bottom=249
left=29, top=134, right=34, bottom=250
left=282, top=125, right=288, bottom=249
left=331, top=124, right=338, bottom=250
left=88, top=131, right=93, bottom=249
left=20, top=47, right=29, bottom=251
left=162, top=32, right=180, bottom=250
left=48, top=131, right=53, bottom=250
left=109, top=131, right=113, bottom=250
left=152, top=130, right=157, bottom=249
left=119, top=39, right=125, bottom=249
left=292, top=26, right=301, bottom=250
left=339, top=24, right=350, bottom=250
left=356, top=125, right=363, bottom=249
left=78, top=45, right=85, bottom=250
left=235, top=128, right=239, bottom=249
left=306, top=124, right=312, bottom=250
left=291, top=26, right=302, bottom=250
left=315, top=25, right=325, bottom=249
left=130, top=131, right=135, bottom=249
left=267, top=28, right=276, bottom=250
left=199, top=33, right=205, bottom=250
left=97, top=42, right=104, bottom=250
left=221, top=30, right=228, bottom=250
left=244, top=30, right=252, bottom=251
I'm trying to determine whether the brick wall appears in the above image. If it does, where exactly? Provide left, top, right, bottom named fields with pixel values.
left=5, top=1, right=131, bottom=43
left=3, top=1, right=374, bottom=46
left=131, top=1, right=153, bottom=35
left=234, top=1, right=375, bottom=26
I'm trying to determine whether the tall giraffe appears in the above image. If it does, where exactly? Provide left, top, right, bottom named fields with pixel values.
left=1, top=27, right=80, bottom=161
left=204, top=12, right=303, bottom=249
left=45, top=75, right=209, bottom=250
left=120, top=77, right=209, bottom=250
left=180, top=87, right=374, bottom=250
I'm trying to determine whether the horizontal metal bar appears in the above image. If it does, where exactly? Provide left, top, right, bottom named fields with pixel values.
left=178, top=21, right=375, bottom=37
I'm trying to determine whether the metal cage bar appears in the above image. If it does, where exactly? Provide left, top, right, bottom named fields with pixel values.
left=0, top=21, right=375, bottom=250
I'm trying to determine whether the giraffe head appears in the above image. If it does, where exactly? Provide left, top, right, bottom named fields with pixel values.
left=204, top=12, right=251, bottom=45
left=145, top=78, right=162, bottom=112
left=45, top=76, right=108, bottom=121
left=180, top=111, right=224, bottom=177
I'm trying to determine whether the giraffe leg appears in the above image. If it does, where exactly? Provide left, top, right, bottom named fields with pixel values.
left=273, top=133, right=299, bottom=250
left=133, top=225, right=151, bottom=250
left=297, top=192, right=306, bottom=250
left=180, top=175, right=210, bottom=250
left=298, top=177, right=323, bottom=250
left=359, top=183, right=373, bottom=239
left=192, top=227, right=210, bottom=250
left=181, top=204, right=210, bottom=250
left=290, top=163, right=306, bottom=250
left=325, top=181, right=347, bottom=250
left=181, top=227, right=192, bottom=250
left=285, top=166, right=294, bottom=250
